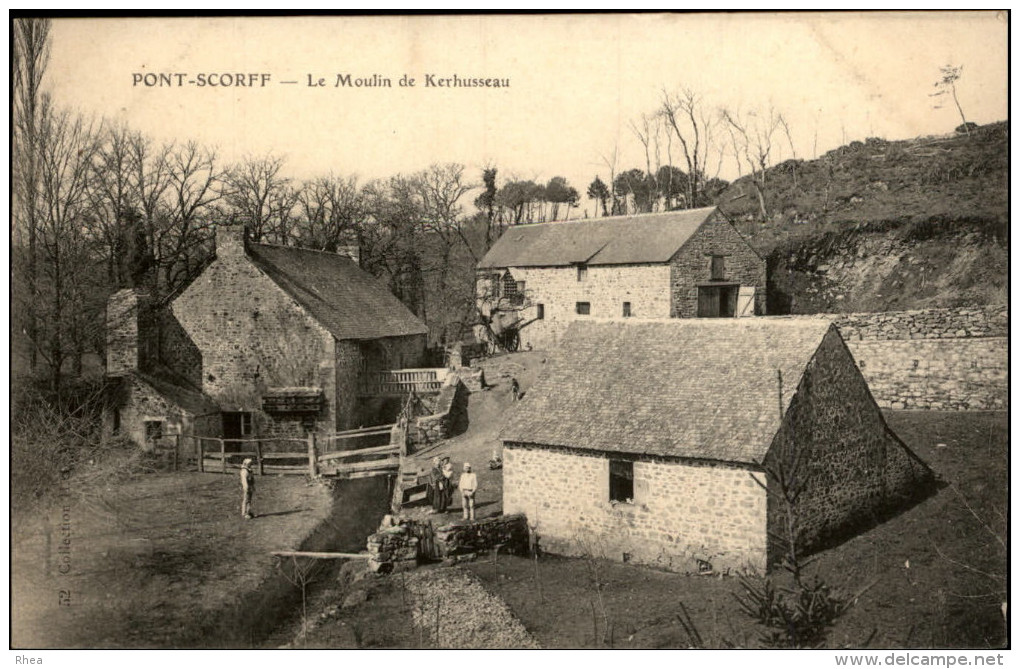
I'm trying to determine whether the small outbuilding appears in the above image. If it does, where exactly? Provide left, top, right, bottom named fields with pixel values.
left=500, top=318, right=934, bottom=573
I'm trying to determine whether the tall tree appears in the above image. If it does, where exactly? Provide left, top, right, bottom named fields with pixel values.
left=12, top=18, right=52, bottom=372
left=473, top=167, right=501, bottom=251
left=659, top=87, right=718, bottom=209
left=931, top=64, right=971, bottom=135
left=544, top=176, right=580, bottom=221
left=35, top=102, right=102, bottom=397
left=296, top=173, right=365, bottom=252
left=586, top=175, right=610, bottom=217
left=223, top=153, right=297, bottom=244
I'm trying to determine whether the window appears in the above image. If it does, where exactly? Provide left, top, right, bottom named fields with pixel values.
left=575, top=302, right=591, bottom=316
left=609, top=459, right=634, bottom=502
left=516, top=280, right=526, bottom=294
left=145, top=420, right=164, bottom=444
left=710, top=255, right=726, bottom=281
left=577, top=264, right=588, bottom=282
left=622, top=302, right=632, bottom=318
left=536, top=303, right=545, bottom=319
left=112, top=408, right=121, bottom=435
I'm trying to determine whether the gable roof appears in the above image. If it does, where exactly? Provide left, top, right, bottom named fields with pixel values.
left=500, top=318, right=838, bottom=464
left=247, top=243, right=428, bottom=340
left=477, top=206, right=718, bottom=269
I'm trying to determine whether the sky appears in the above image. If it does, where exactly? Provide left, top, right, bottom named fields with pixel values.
left=45, top=12, right=1008, bottom=217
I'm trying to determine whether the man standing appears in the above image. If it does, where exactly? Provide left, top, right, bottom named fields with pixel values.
left=430, top=457, right=446, bottom=513
left=459, top=462, right=478, bottom=521
left=241, top=458, right=256, bottom=519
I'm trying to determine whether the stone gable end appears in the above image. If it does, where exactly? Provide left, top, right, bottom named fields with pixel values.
left=171, top=251, right=337, bottom=423
left=764, top=326, right=933, bottom=564
left=670, top=218, right=766, bottom=317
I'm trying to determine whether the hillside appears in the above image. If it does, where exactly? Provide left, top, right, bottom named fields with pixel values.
left=716, top=122, right=1008, bottom=313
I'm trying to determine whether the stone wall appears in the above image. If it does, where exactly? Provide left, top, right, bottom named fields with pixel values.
left=832, top=305, right=1007, bottom=341
left=433, top=514, right=529, bottom=557
left=765, top=327, right=934, bottom=566
left=111, top=376, right=192, bottom=449
left=503, top=442, right=767, bottom=574
left=822, top=306, right=1008, bottom=411
left=172, top=238, right=338, bottom=429
left=848, top=338, right=1007, bottom=411
left=484, top=264, right=673, bottom=351
left=670, top=217, right=767, bottom=318
left=413, top=376, right=470, bottom=445
left=155, top=309, right=203, bottom=388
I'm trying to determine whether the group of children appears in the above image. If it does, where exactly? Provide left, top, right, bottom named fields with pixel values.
left=429, top=457, right=478, bottom=521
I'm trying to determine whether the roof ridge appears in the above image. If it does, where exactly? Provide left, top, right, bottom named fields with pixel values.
left=507, top=205, right=717, bottom=229
left=252, top=241, right=357, bottom=258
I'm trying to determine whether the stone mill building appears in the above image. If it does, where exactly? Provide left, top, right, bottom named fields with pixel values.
left=104, top=224, right=428, bottom=447
left=500, top=318, right=933, bottom=574
left=474, top=206, right=766, bottom=351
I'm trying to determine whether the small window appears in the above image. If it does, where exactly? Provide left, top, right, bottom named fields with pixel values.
left=622, top=302, right=632, bottom=318
left=609, top=459, right=634, bottom=502
left=112, top=408, right=121, bottom=435
left=240, top=412, right=254, bottom=436
left=536, top=303, right=545, bottom=320
left=576, top=302, right=591, bottom=316
left=577, top=264, right=588, bottom=282
left=710, top=255, right=726, bottom=281
left=145, top=420, right=164, bottom=444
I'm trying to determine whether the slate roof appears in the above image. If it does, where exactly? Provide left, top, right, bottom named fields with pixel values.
left=248, top=243, right=428, bottom=340
left=500, top=318, right=838, bottom=464
left=477, top=207, right=718, bottom=269
left=137, top=370, right=220, bottom=416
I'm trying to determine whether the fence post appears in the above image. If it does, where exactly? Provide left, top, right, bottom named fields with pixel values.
left=197, top=437, right=205, bottom=473
left=221, top=438, right=227, bottom=474
left=308, top=433, right=319, bottom=477
left=255, top=440, right=264, bottom=476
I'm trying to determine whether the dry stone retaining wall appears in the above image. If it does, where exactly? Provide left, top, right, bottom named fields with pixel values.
left=828, top=306, right=1007, bottom=411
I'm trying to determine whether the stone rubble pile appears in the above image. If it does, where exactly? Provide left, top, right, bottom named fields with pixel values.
left=404, top=566, right=540, bottom=649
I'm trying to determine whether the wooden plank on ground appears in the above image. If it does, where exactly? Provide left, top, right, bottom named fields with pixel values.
left=271, top=551, right=370, bottom=559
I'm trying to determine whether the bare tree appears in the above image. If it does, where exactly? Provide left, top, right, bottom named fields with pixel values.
left=598, top=145, right=622, bottom=215
left=223, top=153, right=297, bottom=244
left=659, top=87, right=718, bottom=209
left=34, top=101, right=102, bottom=397
left=296, top=173, right=365, bottom=252
left=161, top=141, right=224, bottom=293
left=12, top=18, right=52, bottom=372
left=721, top=105, right=784, bottom=220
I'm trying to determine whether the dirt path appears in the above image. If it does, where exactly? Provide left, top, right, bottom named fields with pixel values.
left=404, top=566, right=540, bottom=649
left=404, top=351, right=548, bottom=524
left=12, top=471, right=332, bottom=648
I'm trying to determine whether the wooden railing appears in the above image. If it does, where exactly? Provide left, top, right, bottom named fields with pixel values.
left=182, top=426, right=402, bottom=479
left=358, top=367, right=448, bottom=396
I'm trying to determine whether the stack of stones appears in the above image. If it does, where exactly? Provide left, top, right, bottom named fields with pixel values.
left=434, top=514, right=529, bottom=558
left=366, top=525, right=420, bottom=573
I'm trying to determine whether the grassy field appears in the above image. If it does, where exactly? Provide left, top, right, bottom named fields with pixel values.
left=11, top=471, right=333, bottom=648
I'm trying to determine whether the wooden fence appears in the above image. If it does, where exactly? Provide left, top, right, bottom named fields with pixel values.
left=358, top=367, right=448, bottom=396
left=179, top=422, right=405, bottom=479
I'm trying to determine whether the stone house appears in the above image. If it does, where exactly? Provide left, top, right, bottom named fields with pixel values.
left=475, top=207, right=766, bottom=351
left=105, top=224, right=428, bottom=447
left=500, top=318, right=933, bottom=573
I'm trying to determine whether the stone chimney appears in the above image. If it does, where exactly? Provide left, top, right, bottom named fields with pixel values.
left=215, top=224, right=248, bottom=259
left=107, top=289, right=148, bottom=376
